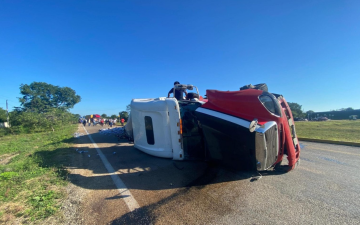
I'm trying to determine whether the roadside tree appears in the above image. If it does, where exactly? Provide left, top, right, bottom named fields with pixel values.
left=19, top=82, right=81, bottom=112
left=306, top=110, right=315, bottom=114
left=287, top=102, right=305, bottom=118
left=2, top=82, right=81, bottom=134
left=101, top=113, right=107, bottom=118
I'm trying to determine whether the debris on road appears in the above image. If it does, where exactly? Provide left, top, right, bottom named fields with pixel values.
left=98, top=127, right=129, bottom=139
left=98, top=127, right=124, bottom=135
left=250, top=172, right=263, bottom=182
left=73, top=132, right=84, bottom=138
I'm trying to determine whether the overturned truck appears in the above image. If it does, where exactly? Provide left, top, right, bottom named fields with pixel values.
left=125, top=84, right=300, bottom=172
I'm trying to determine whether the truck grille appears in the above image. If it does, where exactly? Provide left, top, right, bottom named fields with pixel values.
left=265, top=125, right=278, bottom=168
left=255, top=122, right=278, bottom=171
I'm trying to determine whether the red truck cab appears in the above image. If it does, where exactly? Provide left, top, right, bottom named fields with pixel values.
left=196, top=89, right=300, bottom=171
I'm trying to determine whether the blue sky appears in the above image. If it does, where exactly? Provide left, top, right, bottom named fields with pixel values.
left=1, top=0, right=359, bottom=116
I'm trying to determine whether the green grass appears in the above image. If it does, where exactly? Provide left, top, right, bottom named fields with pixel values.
left=295, top=120, right=360, bottom=143
left=0, top=125, right=77, bottom=223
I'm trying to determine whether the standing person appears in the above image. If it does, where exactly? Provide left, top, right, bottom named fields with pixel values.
left=82, top=119, right=87, bottom=126
left=168, top=81, right=187, bottom=100
left=109, top=119, right=113, bottom=128
left=88, top=118, right=91, bottom=126
left=121, top=118, right=125, bottom=126
left=100, top=118, right=104, bottom=127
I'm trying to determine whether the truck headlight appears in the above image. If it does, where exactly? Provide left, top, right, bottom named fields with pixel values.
left=259, top=94, right=281, bottom=117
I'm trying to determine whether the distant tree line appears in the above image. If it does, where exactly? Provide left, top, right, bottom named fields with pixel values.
left=308, top=109, right=360, bottom=120
left=287, top=102, right=358, bottom=120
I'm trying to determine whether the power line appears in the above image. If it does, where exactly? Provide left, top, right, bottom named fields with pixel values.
left=0, top=97, right=17, bottom=102
left=0, top=94, right=17, bottom=100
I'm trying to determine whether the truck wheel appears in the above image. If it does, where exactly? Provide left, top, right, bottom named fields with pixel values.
left=187, top=92, right=199, bottom=100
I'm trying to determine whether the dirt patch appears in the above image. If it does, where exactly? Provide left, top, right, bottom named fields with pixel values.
left=0, top=154, right=19, bottom=165
left=0, top=202, right=24, bottom=224
left=55, top=183, right=89, bottom=225
left=49, top=125, right=91, bottom=225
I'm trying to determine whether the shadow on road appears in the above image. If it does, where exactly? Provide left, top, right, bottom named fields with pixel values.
left=35, top=128, right=277, bottom=190
left=34, top=126, right=288, bottom=224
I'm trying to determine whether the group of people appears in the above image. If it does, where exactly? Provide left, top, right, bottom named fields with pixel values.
left=79, top=117, right=126, bottom=127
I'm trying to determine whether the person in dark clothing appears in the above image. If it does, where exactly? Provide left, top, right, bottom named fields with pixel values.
left=168, top=81, right=187, bottom=100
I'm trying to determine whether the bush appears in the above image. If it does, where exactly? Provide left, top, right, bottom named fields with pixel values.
left=3, top=109, right=78, bottom=136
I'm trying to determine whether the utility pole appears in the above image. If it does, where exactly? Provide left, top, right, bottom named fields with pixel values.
left=6, top=100, right=9, bottom=126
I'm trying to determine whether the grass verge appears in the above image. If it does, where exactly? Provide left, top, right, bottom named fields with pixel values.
left=295, top=120, right=360, bottom=143
left=0, top=124, right=77, bottom=223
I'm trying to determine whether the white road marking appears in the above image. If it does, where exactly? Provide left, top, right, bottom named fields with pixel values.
left=82, top=125, right=140, bottom=211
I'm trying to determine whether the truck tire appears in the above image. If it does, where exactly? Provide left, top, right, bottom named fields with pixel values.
left=240, top=83, right=268, bottom=92
left=187, top=92, right=199, bottom=100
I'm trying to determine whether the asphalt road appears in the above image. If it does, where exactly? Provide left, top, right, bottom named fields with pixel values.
left=72, top=124, right=360, bottom=225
